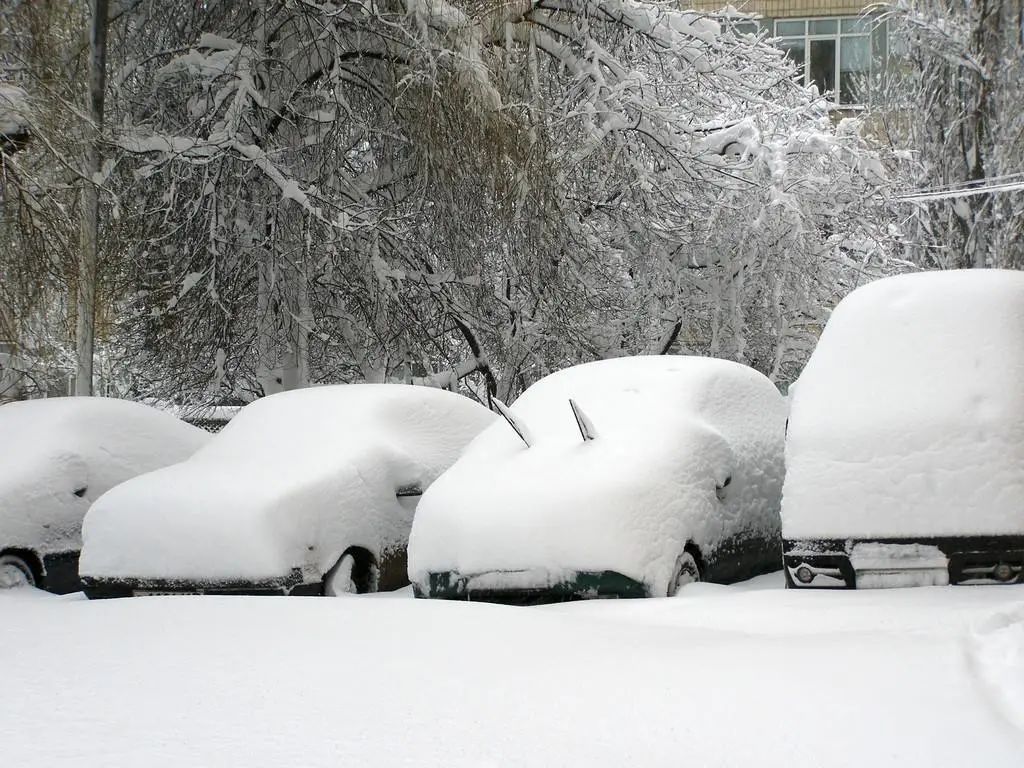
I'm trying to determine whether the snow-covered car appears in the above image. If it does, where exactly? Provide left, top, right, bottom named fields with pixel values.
left=408, top=356, right=788, bottom=602
left=782, top=269, right=1024, bottom=589
left=0, top=397, right=210, bottom=593
left=79, top=384, right=496, bottom=598
left=0, top=83, right=30, bottom=152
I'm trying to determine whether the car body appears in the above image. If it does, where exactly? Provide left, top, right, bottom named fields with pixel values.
left=0, top=83, right=30, bottom=152
left=0, top=397, right=210, bottom=592
left=142, top=398, right=245, bottom=433
left=79, top=384, right=495, bottom=598
left=408, top=356, right=788, bottom=603
left=782, top=269, right=1024, bottom=589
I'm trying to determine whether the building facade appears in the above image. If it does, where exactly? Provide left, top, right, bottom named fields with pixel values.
left=690, top=1, right=887, bottom=108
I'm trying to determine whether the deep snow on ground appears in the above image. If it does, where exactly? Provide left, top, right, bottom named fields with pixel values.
left=2, top=576, right=1023, bottom=767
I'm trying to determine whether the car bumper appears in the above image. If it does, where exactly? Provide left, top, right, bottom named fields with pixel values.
left=783, top=536, right=1024, bottom=589
left=414, top=569, right=649, bottom=604
left=81, top=568, right=321, bottom=599
left=39, top=550, right=83, bottom=594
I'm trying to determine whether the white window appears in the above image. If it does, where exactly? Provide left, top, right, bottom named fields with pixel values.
left=775, top=17, right=874, bottom=106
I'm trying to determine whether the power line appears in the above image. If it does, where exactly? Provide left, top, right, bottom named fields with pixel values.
left=901, top=171, right=1024, bottom=196
left=898, top=177, right=1024, bottom=202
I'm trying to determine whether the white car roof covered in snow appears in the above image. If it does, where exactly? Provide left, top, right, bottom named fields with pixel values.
left=0, top=397, right=210, bottom=554
left=80, top=384, right=496, bottom=582
left=196, top=383, right=490, bottom=466
left=408, top=356, right=787, bottom=594
left=782, top=269, right=1024, bottom=540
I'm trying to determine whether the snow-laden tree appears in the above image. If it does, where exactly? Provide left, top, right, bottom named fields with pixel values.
left=871, top=0, right=1024, bottom=269
left=0, top=0, right=95, bottom=399
left=2, top=2, right=901, bottom=403
left=100, top=1, right=898, bottom=400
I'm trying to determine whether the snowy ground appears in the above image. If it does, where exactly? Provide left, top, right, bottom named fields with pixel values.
left=3, top=575, right=1023, bottom=767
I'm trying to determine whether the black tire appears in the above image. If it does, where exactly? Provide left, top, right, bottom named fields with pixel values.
left=0, top=553, right=37, bottom=589
left=667, top=550, right=702, bottom=596
left=322, top=548, right=377, bottom=596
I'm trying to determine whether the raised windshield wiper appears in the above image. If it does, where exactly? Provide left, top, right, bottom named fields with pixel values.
left=489, top=397, right=530, bottom=448
left=568, top=399, right=596, bottom=442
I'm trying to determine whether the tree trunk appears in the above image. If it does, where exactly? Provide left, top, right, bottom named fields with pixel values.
left=280, top=263, right=311, bottom=391
left=256, top=257, right=284, bottom=396
left=75, top=0, right=108, bottom=396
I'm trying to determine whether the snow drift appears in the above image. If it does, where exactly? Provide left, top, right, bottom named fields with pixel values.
left=5, top=574, right=1023, bottom=767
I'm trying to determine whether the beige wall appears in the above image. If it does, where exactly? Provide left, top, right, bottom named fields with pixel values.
left=687, top=1, right=870, bottom=15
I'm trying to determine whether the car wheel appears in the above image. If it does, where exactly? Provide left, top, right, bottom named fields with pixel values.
left=324, top=553, right=359, bottom=596
left=0, top=554, right=36, bottom=589
left=323, top=547, right=379, bottom=596
left=667, top=551, right=701, bottom=596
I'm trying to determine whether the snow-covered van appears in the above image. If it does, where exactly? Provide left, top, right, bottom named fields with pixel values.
left=782, top=269, right=1024, bottom=589
left=408, top=356, right=788, bottom=602
left=0, top=397, right=210, bottom=592
left=79, top=384, right=495, bottom=598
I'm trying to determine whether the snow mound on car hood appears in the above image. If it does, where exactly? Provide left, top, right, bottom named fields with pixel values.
left=783, top=269, right=1024, bottom=540
left=0, top=397, right=209, bottom=554
left=80, top=384, right=495, bottom=582
left=409, top=356, right=787, bottom=593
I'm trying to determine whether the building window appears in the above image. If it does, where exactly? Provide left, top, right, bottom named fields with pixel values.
left=776, top=17, right=873, bottom=106
left=731, top=20, right=761, bottom=37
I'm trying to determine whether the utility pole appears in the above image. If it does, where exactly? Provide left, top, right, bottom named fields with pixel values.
left=76, top=0, right=108, bottom=396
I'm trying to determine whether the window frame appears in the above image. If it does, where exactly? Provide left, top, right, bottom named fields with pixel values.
left=774, top=16, right=873, bottom=107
